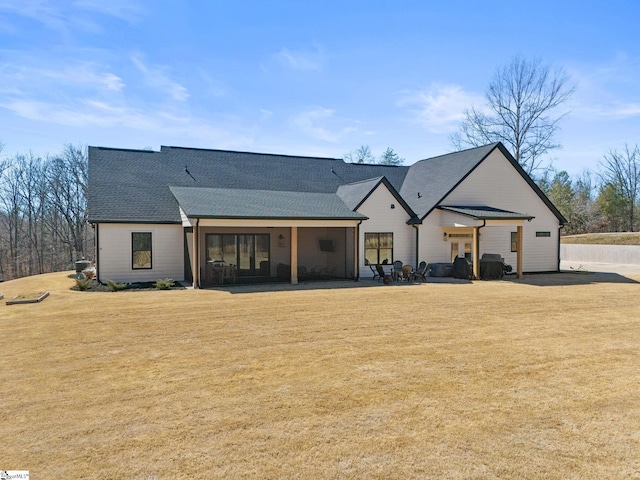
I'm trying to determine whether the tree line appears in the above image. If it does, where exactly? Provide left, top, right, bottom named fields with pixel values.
left=0, top=143, right=92, bottom=281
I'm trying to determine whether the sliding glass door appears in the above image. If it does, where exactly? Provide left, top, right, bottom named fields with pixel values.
left=206, top=233, right=270, bottom=276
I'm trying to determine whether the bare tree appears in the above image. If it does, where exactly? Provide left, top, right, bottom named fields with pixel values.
left=344, top=145, right=375, bottom=164
left=451, top=56, right=574, bottom=175
left=599, top=144, right=640, bottom=231
left=0, top=157, right=26, bottom=279
left=46, top=144, right=89, bottom=264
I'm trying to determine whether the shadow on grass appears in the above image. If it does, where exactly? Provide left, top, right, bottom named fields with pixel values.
left=204, top=276, right=472, bottom=294
left=502, top=271, right=640, bottom=287
left=205, top=270, right=638, bottom=294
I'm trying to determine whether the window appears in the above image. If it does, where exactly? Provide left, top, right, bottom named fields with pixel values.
left=511, top=232, right=518, bottom=252
left=132, top=232, right=152, bottom=269
left=364, top=233, right=393, bottom=265
left=536, top=231, right=551, bottom=237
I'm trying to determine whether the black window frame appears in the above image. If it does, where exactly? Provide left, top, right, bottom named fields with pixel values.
left=364, top=232, right=394, bottom=265
left=132, top=232, right=153, bottom=270
left=510, top=231, right=518, bottom=252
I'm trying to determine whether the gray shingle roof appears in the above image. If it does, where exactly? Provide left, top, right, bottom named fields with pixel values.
left=170, top=186, right=367, bottom=220
left=336, top=177, right=384, bottom=210
left=400, top=143, right=498, bottom=219
left=88, top=146, right=408, bottom=223
left=87, top=142, right=565, bottom=225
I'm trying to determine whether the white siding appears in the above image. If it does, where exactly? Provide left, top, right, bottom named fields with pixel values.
left=421, top=149, right=560, bottom=272
left=357, top=183, right=416, bottom=272
left=98, top=223, right=185, bottom=283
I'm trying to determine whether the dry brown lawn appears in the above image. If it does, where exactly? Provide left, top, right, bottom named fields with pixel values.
left=2, top=271, right=640, bottom=479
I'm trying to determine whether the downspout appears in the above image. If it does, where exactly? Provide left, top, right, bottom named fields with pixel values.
left=94, top=223, right=100, bottom=283
left=194, top=218, right=200, bottom=289
left=558, top=224, right=565, bottom=272
left=412, top=224, right=419, bottom=268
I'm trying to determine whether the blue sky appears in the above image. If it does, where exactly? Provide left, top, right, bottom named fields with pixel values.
left=1, top=0, right=639, bottom=176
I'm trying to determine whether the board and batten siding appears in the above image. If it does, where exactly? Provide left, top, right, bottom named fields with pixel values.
left=356, top=183, right=415, bottom=272
left=98, top=223, right=185, bottom=283
left=437, top=149, right=561, bottom=272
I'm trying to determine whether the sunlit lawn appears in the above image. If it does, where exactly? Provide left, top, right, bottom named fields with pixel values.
left=2, top=271, right=640, bottom=479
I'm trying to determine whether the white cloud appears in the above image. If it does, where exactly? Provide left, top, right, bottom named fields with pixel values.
left=131, top=56, right=190, bottom=102
left=397, top=83, right=485, bottom=133
left=291, top=107, right=360, bottom=143
left=568, top=55, right=640, bottom=121
left=0, top=0, right=143, bottom=36
left=0, top=96, right=253, bottom=147
left=274, top=46, right=325, bottom=71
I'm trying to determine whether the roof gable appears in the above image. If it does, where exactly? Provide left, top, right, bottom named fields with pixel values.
left=400, top=143, right=567, bottom=225
left=400, top=144, right=497, bottom=220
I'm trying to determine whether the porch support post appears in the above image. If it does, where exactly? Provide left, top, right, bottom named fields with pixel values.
left=517, top=225, right=523, bottom=279
left=472, top=226, right=480, bottom=280
left=192, top=219, right=200, bottom=288
left=290, top=226, right=298, bottom=284
left=353, top=224, right=360, bottom=281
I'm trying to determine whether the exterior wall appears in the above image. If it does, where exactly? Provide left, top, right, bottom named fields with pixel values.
left=356, top=183, right=415, bottom=271
left=97, top=223, right=185, bottom=283
left=421, top=149, right=561, bottom=272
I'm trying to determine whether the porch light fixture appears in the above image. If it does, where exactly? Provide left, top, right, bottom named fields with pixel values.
left=443, top=232, right=448, bottom=241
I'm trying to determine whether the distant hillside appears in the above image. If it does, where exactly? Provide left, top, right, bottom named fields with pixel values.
left=561, top=233, right=640, bottom=246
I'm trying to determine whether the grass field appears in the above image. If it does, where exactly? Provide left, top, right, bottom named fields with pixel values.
left=561, top=232, right=640, bottom=245
left=2, top=271, right=640, bottom=479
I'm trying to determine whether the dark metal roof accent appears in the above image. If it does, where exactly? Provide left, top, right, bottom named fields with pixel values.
left=438, top=205, right=535, bottom=221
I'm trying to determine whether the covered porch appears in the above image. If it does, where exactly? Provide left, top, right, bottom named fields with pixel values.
left=186, top=219, right=361, bottom=287
left=438, top=206, right=535, bottom=279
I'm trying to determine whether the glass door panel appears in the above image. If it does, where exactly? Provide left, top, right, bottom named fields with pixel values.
left=237, top=235, right=255, bottom=273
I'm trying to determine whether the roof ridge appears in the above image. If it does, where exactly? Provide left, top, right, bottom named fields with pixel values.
left=338, top=176, right=384, bottom=187
left=161, top=145, right=342, bottom=161
left=415, top=142, right=499, bottom=163
left=90, top=146, right=157, bottom=153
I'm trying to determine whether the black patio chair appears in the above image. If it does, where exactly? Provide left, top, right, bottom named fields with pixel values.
left=413, top=261, right=428, bottom=282
left=370, top=264, right=380, bottom=280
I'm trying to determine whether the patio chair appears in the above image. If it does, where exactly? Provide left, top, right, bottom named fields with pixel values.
left=392, top=260, right=403, bottom=281
left=376, top=264, right=393, bottom=284
left=370, top=264, right=379, bottom=280
left=413, top=261, right=428, bottom=282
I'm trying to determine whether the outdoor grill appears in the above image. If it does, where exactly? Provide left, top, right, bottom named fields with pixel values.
left=479, top=253, right=512, bottom=279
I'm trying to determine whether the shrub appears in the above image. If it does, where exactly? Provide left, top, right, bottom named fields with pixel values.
left=106, top=279, right=127, bottom=292
left=154, top=278, right=175, bottom=290
left=81, top=269, right=95, bottom=280
left=76, top=277, right=93, bottom=291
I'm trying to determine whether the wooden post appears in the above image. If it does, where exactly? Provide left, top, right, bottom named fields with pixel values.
left=291, top=226, right=298, bottom=284
left=517, top=225, right=523, bottom=279
left=192, top=220, right=199, bottom=288
left=472, top=226, right=480, bottom=280
left=353, top=225, right=360, bottom=281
